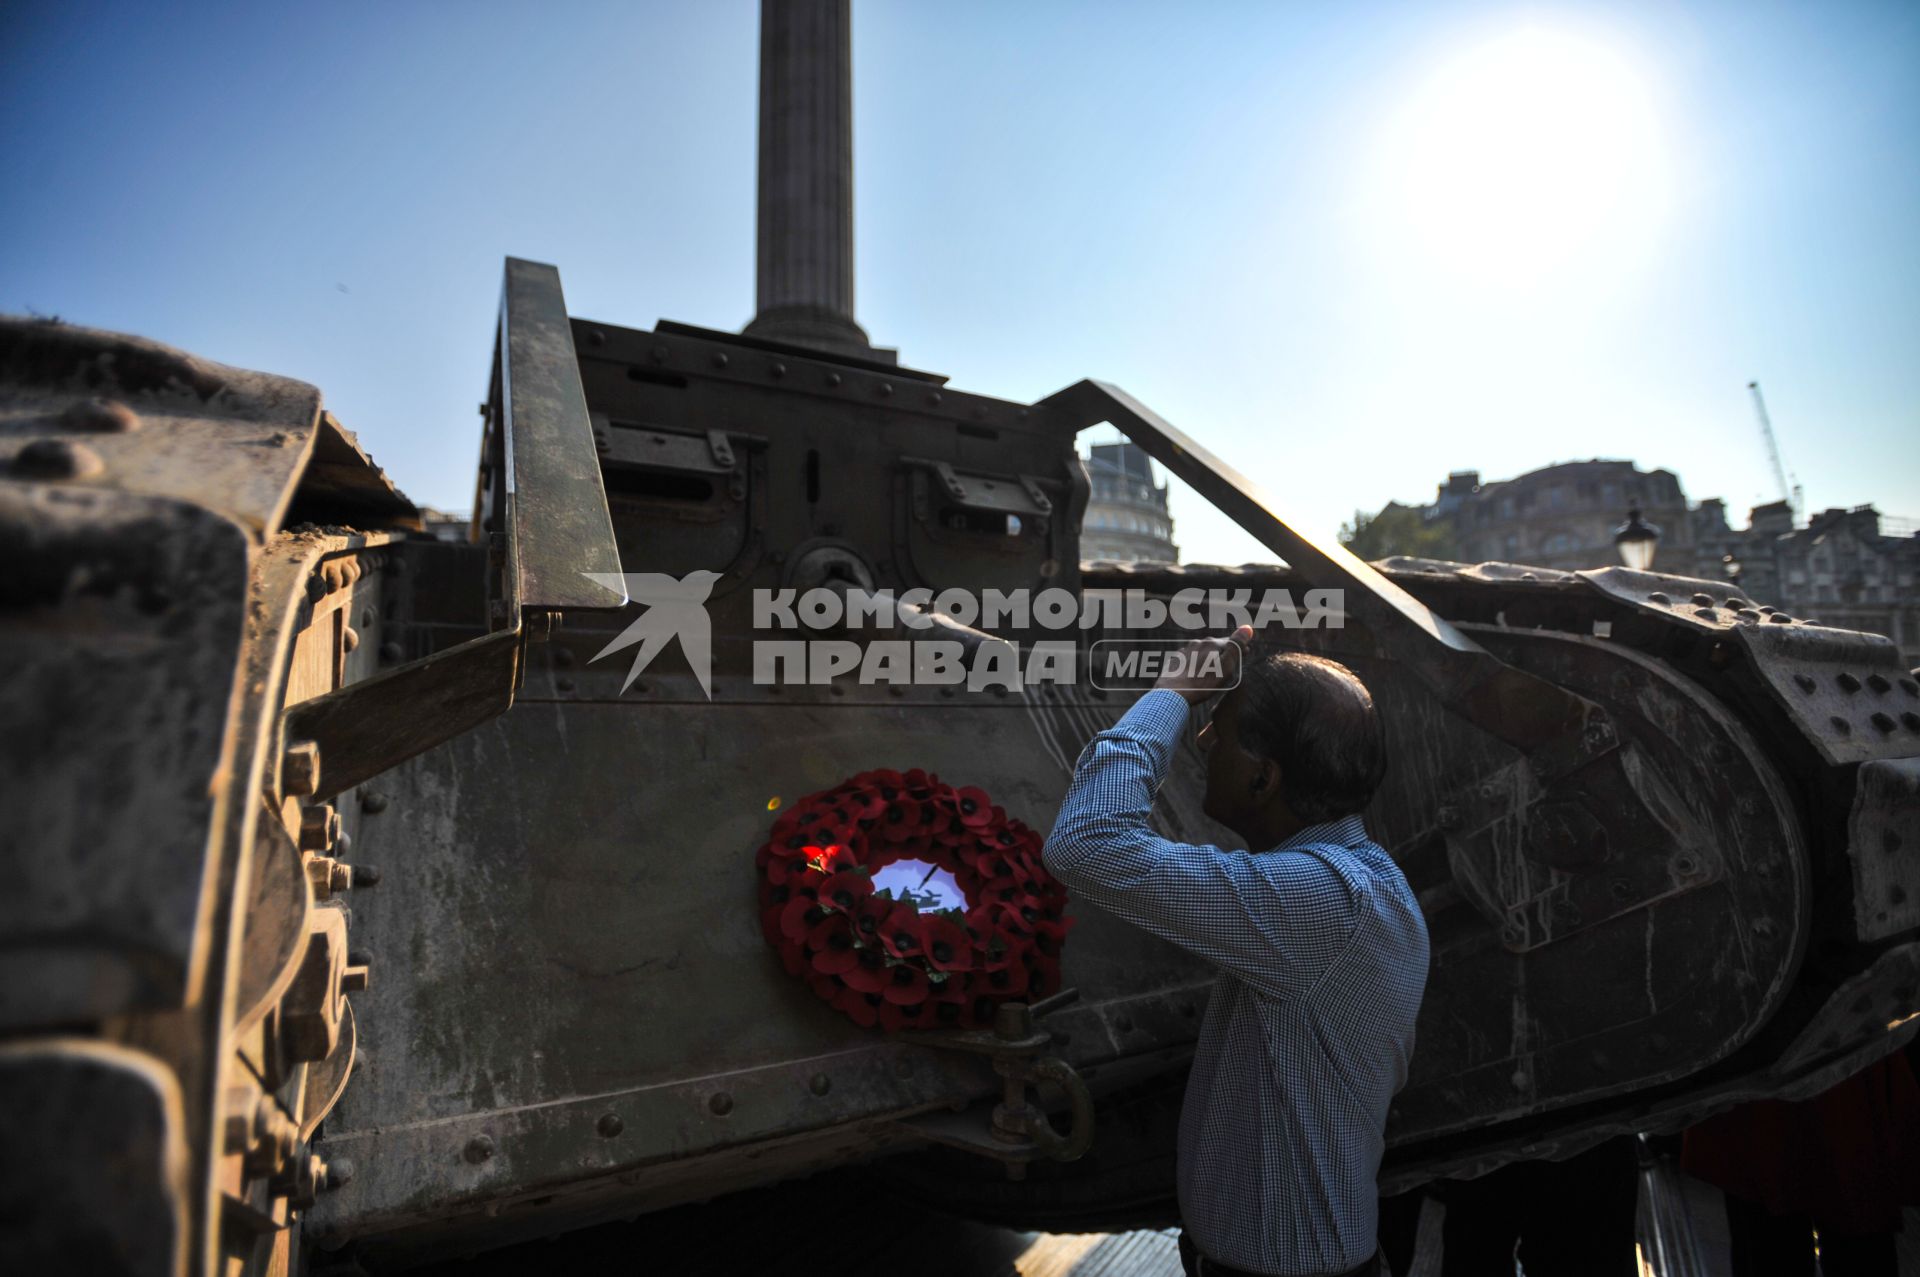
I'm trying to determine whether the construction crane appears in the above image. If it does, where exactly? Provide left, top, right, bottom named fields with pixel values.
left=1748, top=380, right=1803, bottom=521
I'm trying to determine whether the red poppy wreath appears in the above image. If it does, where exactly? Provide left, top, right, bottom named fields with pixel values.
left=755, top=768, right=1074, bottom=1032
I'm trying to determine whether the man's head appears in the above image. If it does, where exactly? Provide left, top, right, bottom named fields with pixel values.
left=1196, top=652, right=1386, bottom=845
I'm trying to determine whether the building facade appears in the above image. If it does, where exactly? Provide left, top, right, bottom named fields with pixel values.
left=1411, top=462, right=1920, bottom=666
left=1079, top=441, right=1178, bottom=564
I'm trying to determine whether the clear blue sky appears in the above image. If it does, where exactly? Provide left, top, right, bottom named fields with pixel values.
left=4, top=0, right=1915, bottom=566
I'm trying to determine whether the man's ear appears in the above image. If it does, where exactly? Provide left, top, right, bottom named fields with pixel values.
left=1251, top=759, right=1281, bottom=798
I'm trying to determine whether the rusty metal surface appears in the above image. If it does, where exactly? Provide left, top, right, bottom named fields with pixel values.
left=1039, top=380, right=1601, bottom=758
left=281, top=626, right=523, bottom=801
left=0, top=482, right=251, bottom=1026
left=0, top=1039, right=189, bottom=1277
left=1847, top=758, right=1920, bottom=942
left=0, top=317, right=323, bottom=537
left=496, top=259, right=626, bottom=614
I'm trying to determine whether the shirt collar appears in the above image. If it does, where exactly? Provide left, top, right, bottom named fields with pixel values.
left=1272, top=813, right=1368, bottom=853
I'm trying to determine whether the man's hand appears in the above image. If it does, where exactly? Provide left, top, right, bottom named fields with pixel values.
left=1153, top=624, right=1254, bottom=704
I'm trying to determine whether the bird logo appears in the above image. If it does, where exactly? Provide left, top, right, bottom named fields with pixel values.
left=580, top=570, right=722, bottom=698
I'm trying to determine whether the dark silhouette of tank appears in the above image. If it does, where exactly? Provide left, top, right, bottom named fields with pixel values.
left=4, top=3, right=1918, bottom=1273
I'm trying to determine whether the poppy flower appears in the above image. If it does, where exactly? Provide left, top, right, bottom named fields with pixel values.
left=833, top=986, right=883, bottom=1028
left=807, top=916, right=860, bottom=974
left=919, top=915, right=973, bottom=971
left=882, top=962, right=931, bottom=1005
left=878, top=998, right=933, bottom=1032
left=953, top=786, right=993, bottom=827
left=817, top=869, right=873, bottom=912
left=877, top=801, right=929, bottom=843
left=839, top=786, right=887, bottom=820
left=803, top=843, right=858, bottom=875
left=841, top=945, right=891, bottom=993
left=849, top=895, right=892, bottom=946
left=880, top=905, right=926, bottom=959
left=809, top=973, right=844, bottom=1003
left=780, top=896, right=830, bottom=943
left=760, top=904, right=787, bottom=948
left=903, top=768, right=936, bottom=799
left=1023, top=952, right=1063, bottom=999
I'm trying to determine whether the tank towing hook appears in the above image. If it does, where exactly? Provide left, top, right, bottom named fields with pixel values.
left=890, top=989, right=1095, bottom=1180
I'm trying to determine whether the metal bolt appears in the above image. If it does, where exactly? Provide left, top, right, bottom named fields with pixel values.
left=283, top=741, right=322, bottom=796
left=342, top=625, right=360, bottom=653
left=464, top=1135, right=495, bottom=1163
left=60, top=397, right=139, bottom=433
left=324, top=1156, right=354, bottom=1188
left=359, top=788, right=389, bottom=814
left=809, top=1073, right=832, bottom=1096
left=597, top=1113, right=624, bottom=1137
left=12, top=438, right=104, bottom=479
left=300, top=804, right=340, bottom=852
left=709, top=1093, right=734, bottom=1116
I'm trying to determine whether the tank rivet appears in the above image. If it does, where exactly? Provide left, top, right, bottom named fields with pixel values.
left=709, top=1093, right=734, bottom=1116
left=878, top=382, right=893, bottom=397
left=712, top=352, right=729, bottom=369
left=1867, top=674, right=1891, bottom=694
left=464, top=1135, right=495, bottom=1163
left=1838, top=672, right=1862, bottom=693
left=380, top=641, right=405, bottom=663
left=1647, top=591, right=1670, bottom=604
left=1871, top=712, right=1896, bottom=733
left=61, top=397, right=140, bottom=433
left=770, top=362, right=786, bottom=377
left=12, top=438, right=103, bottom=479
left=827, top=373, right=842, bottom=387
left=588, top=329, right=606, bottom=346
left=597, top=1113, right=624, bottom=1137
left=1829, top=716, right=1852, bottom=735
left=808, top=1073, right=831, bottom=1096
left=1794, top=674, right=1817, bottom=692
left=359, top=789, right=389, bottom=814
left=1903, top=713, right=1920, bottom=732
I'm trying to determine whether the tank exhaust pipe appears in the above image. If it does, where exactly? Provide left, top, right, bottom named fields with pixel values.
left=743, top=0, right=880, bottom=359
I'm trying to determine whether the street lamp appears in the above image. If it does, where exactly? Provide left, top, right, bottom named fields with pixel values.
left=1613, top=509, right=1660, bottom=571
left=1721, top=552, right=1742, bottom=585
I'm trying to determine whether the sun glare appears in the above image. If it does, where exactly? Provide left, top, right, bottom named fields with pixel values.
left=1380, top=25, right=1669, bottom=284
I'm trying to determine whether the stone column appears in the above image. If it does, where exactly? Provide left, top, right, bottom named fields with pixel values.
left=743, top=0, right=873, bottom=357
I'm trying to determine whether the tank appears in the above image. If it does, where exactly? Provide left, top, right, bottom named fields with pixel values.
left=5, top=3, right=1919, bottom=1273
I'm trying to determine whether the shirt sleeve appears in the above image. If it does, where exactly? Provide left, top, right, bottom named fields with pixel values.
left=1040, top=688, right=1360, bottom=1000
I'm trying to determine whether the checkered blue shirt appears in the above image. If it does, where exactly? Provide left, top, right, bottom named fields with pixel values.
left=1042, top=689, right=1429, bottom=1276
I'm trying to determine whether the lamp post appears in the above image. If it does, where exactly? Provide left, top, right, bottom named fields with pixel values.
left=1721, top=552, right=1742, bottom=585
left=1613, top=509, right=1660, bottom=571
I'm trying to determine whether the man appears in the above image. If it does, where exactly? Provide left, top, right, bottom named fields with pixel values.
left=1042, top=626, right=1429, bottom=1277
